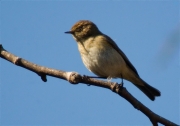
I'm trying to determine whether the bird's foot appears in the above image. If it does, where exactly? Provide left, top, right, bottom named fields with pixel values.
left=86, top=76, right=107, bottom=79
left=82, top=75, right=107, bottom=86
left=118, top=74, right=124, bottom=89
left=82, top=75, right=91, bottom=86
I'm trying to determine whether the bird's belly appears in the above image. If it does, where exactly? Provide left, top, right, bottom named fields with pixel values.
left=80, top=47, right=126, bottom=78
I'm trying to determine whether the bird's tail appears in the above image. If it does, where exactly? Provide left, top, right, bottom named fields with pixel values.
left=133, top=78, right=161, bottom=101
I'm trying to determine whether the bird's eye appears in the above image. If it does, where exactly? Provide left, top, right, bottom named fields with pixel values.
left=76, top=27, right=83, bottom=32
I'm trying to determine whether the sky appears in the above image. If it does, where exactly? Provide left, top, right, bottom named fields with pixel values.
left=0, top=1, right=179, bottom=126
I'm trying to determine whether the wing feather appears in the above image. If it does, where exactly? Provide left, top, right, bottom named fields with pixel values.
left=102, top=34, right=139, bottom=76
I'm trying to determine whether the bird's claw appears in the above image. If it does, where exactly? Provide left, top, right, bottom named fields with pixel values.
left=119, top=74, right=124, bottom=89
left=82, top=75, right=91, bottom=86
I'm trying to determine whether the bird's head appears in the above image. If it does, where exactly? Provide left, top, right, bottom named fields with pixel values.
left=65, top=20, right=101, bottom=42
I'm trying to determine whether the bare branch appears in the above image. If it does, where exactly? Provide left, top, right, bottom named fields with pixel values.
left=0, top=44, right=179, bottom=126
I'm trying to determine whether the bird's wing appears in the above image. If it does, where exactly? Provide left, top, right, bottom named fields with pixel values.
left=103, top=34, right=139, bottom=76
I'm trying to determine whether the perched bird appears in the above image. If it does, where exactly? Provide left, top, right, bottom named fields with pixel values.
left=65, top=20, right=161, bottom=101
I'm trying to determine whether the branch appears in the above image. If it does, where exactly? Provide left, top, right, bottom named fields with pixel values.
left=0, top=44, right=178, bottom=126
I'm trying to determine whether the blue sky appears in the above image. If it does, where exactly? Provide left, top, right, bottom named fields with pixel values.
left=1, top=1, right=179, bottom=125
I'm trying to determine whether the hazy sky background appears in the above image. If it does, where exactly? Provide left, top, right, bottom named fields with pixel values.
left=1, top=1, right=179, bottom=125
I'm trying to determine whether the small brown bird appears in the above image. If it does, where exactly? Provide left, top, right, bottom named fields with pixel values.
left=65, top=20, right=161, bottom=101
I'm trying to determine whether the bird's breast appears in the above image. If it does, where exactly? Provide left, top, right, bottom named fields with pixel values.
left=77, top=38, right=126, bottom=78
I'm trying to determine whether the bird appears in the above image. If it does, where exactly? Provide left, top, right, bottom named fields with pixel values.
left=65, top=20, right=161, bottom=101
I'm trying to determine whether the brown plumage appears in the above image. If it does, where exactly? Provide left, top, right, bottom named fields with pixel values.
left=65, top=20, right=161, bottom=101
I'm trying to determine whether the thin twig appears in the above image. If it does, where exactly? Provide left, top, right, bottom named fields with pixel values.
left=0, top=44, right=179, bottom=126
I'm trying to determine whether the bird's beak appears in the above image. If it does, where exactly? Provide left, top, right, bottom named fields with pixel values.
left=64, top=31, right=74, bottom=34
